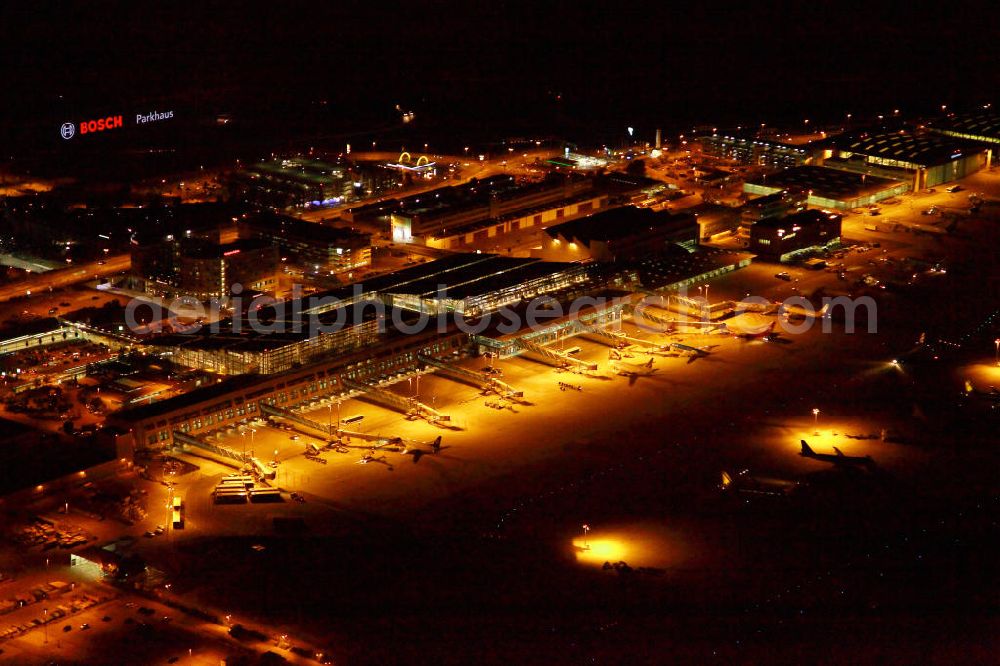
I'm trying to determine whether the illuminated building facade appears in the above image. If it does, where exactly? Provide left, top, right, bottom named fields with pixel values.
left=147, top=305, right=381, bottom=375
left=387, top=174, right=593, bottom=243
left=423, top=194, right=608, bottom=250
left=749, top=209, right=841, bottom=261
left=242, top=213, right=371, bottom=273
left=176, top=238, right=279, bottom=301
left=538, top=207, right=699, bottom=263
left=928, top=111, right=998, bottom=166
left=744, top=166, right=908, bottom=211
left=820, top=130, right=987, bottom=189
left=111, top=326, right=468, bottom=455
left=738, top=190, right=806, bottom=239
left=701, top=134, right=809, bottom=168
left=230, top=157, right=354, bottom=208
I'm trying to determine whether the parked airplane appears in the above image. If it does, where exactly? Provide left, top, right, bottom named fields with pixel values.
left=799, top=440, right=874, bottom=468
left=782, top=302, right=830, bottom=319
left=611, top=357, right=657, bottom=384
left=727, top=320, right=777, bottom=340
left=720, top=469, right=799, bottom=497
left=670, top=342, right=711, bottom=357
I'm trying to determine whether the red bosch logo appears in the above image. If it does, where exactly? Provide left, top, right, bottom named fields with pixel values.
left=80, top=115, right=123, bottom=134
left=62, top=115, right=124, bottom=138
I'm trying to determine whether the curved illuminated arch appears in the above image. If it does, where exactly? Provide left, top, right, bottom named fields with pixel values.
left=415, top=155, right=430, bottom=167
left=398, top=151, right=412, bottom=164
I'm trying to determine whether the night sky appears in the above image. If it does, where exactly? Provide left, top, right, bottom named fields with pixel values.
left=1, top=3, right=998, bottom=153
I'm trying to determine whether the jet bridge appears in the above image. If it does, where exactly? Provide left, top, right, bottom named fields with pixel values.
left=262, top=400, right=443, bottom=447
left=172, top=430, right=246, bottom=465
left=624, top=303, right=727, bottom=332
left=341, top=377, right=451, bottom=424
left=260, top=402, right=335, bottom=437
left=515, top=337, right=598, bottom=371
left=576, top=322, right=629, bottom=347
left=418, top=355, right=525, bottom=400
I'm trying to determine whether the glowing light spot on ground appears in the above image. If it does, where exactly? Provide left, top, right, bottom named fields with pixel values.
left=571, top=524, right=687, bottom=569
left=573, top=538, right=629, bottom=564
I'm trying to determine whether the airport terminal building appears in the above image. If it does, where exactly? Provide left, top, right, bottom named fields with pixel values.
left=144, top=253, right=605, bottom=375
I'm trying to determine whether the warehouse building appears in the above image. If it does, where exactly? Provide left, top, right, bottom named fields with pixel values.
left=386, top=174, right=594, bottom=243
left=687, top=202, right=741, bottom=241
left=749, top=209, right=841, bottom=261
left=928, top=111, right=999, bottom=162
left=537, top=207, right=699, bottom=263
left=423, top=193, right=609, bottom=250
left=744, top=166, right=908, bottom=211
left=819, top=129, right=988, bottom=189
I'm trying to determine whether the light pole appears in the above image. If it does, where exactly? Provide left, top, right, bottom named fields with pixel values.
left=698, top=285, right=710, bottom=321
left=582, top=524, right=591, bottom=550
left=43, top=608, right=48, bottom=644
left=995, top=338, right=999, bottom=366
left=812, top=408, right=820, bottom=435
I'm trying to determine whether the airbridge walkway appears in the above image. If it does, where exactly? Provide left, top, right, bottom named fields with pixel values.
left=342, top=377, right=451, bottom=424
left=418, top=355, right=524, bottom=400
left=173, top=429, right=245, bottom=465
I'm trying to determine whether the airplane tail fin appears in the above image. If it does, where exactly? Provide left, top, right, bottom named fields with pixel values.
left=833, top=446, right=845, bottom=456
left=721, top=471, right=733, bottom=488
left=800, top=440, right=814, bottom=455
left=645, top=358, right=654, bottom=368
left=432, top=435, right=442, bottom=450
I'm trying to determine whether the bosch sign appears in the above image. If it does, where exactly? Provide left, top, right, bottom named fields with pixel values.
left=60, top=115, right=123, bottom=139
left=59, top=109, right=173, bottom=139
